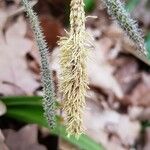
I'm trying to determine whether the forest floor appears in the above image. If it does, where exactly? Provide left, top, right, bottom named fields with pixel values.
left=0, top=0, right=150, bottom=150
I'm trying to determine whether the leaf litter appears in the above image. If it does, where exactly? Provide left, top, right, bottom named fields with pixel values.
left=0, top=0, right=150, bottom=150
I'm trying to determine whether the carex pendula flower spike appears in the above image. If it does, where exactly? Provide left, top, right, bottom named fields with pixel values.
left=21, top=0, right=56, bottom=128
left=58, top=0, right=92, bottom=137
left=102, top=0, right=147, bottom=56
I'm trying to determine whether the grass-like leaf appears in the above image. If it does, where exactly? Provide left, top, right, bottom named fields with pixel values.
left=1, top=96, right=104, bottom=150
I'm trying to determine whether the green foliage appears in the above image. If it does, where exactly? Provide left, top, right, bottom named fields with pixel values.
left=84, top=0, right=95, bottom=12
left=21, top=0, right=56, bottom=128
left=142, top=121, right=150, bottom=129
left=1, top=96, right=105, bottom=150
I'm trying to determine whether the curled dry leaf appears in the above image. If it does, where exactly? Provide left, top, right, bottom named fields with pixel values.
left=0, top=16, right=39, bottom=95
left=124, top=76, right=150, bottom=107
left=0, top=100, right=7, bottom=116
left=0, top=129, right=9, bottom=150
left=115, top=56, right=139, bottom=94
left=3, top=125, right=46, bottom=150
left=87, top=36, right=123, bottom=99
left=83, top=99, right=140, bottom=150
left=132, top=0, right=150, bottom=27
left=0, top=9, right=7, bottom=31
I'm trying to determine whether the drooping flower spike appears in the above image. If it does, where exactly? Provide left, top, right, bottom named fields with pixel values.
left=58, top=0, right=92, bottom=137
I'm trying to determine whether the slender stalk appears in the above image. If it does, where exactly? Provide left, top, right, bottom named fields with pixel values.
left=21, top=0, right=56, bottom=128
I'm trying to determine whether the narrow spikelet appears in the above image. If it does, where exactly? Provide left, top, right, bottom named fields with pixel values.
left=21, top=0, right=56, bottom=128
left=102, top=0, right=147, bottom=56
left=58, top=0, right=91, bottom=137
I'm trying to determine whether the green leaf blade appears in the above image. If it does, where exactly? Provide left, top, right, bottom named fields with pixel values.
left=1, top=96, right=105, bottom=150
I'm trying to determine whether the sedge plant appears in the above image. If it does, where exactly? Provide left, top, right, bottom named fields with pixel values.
left=22, top=0, right=147, bottom=138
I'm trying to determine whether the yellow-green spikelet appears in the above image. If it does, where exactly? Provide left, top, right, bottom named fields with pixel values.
left=58, top=0, right=89, bottom=136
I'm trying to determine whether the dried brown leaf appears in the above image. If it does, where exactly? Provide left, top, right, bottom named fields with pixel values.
left=0, top=17, right=39, bottom=95
left=3, top=125, right=46, bottom=150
